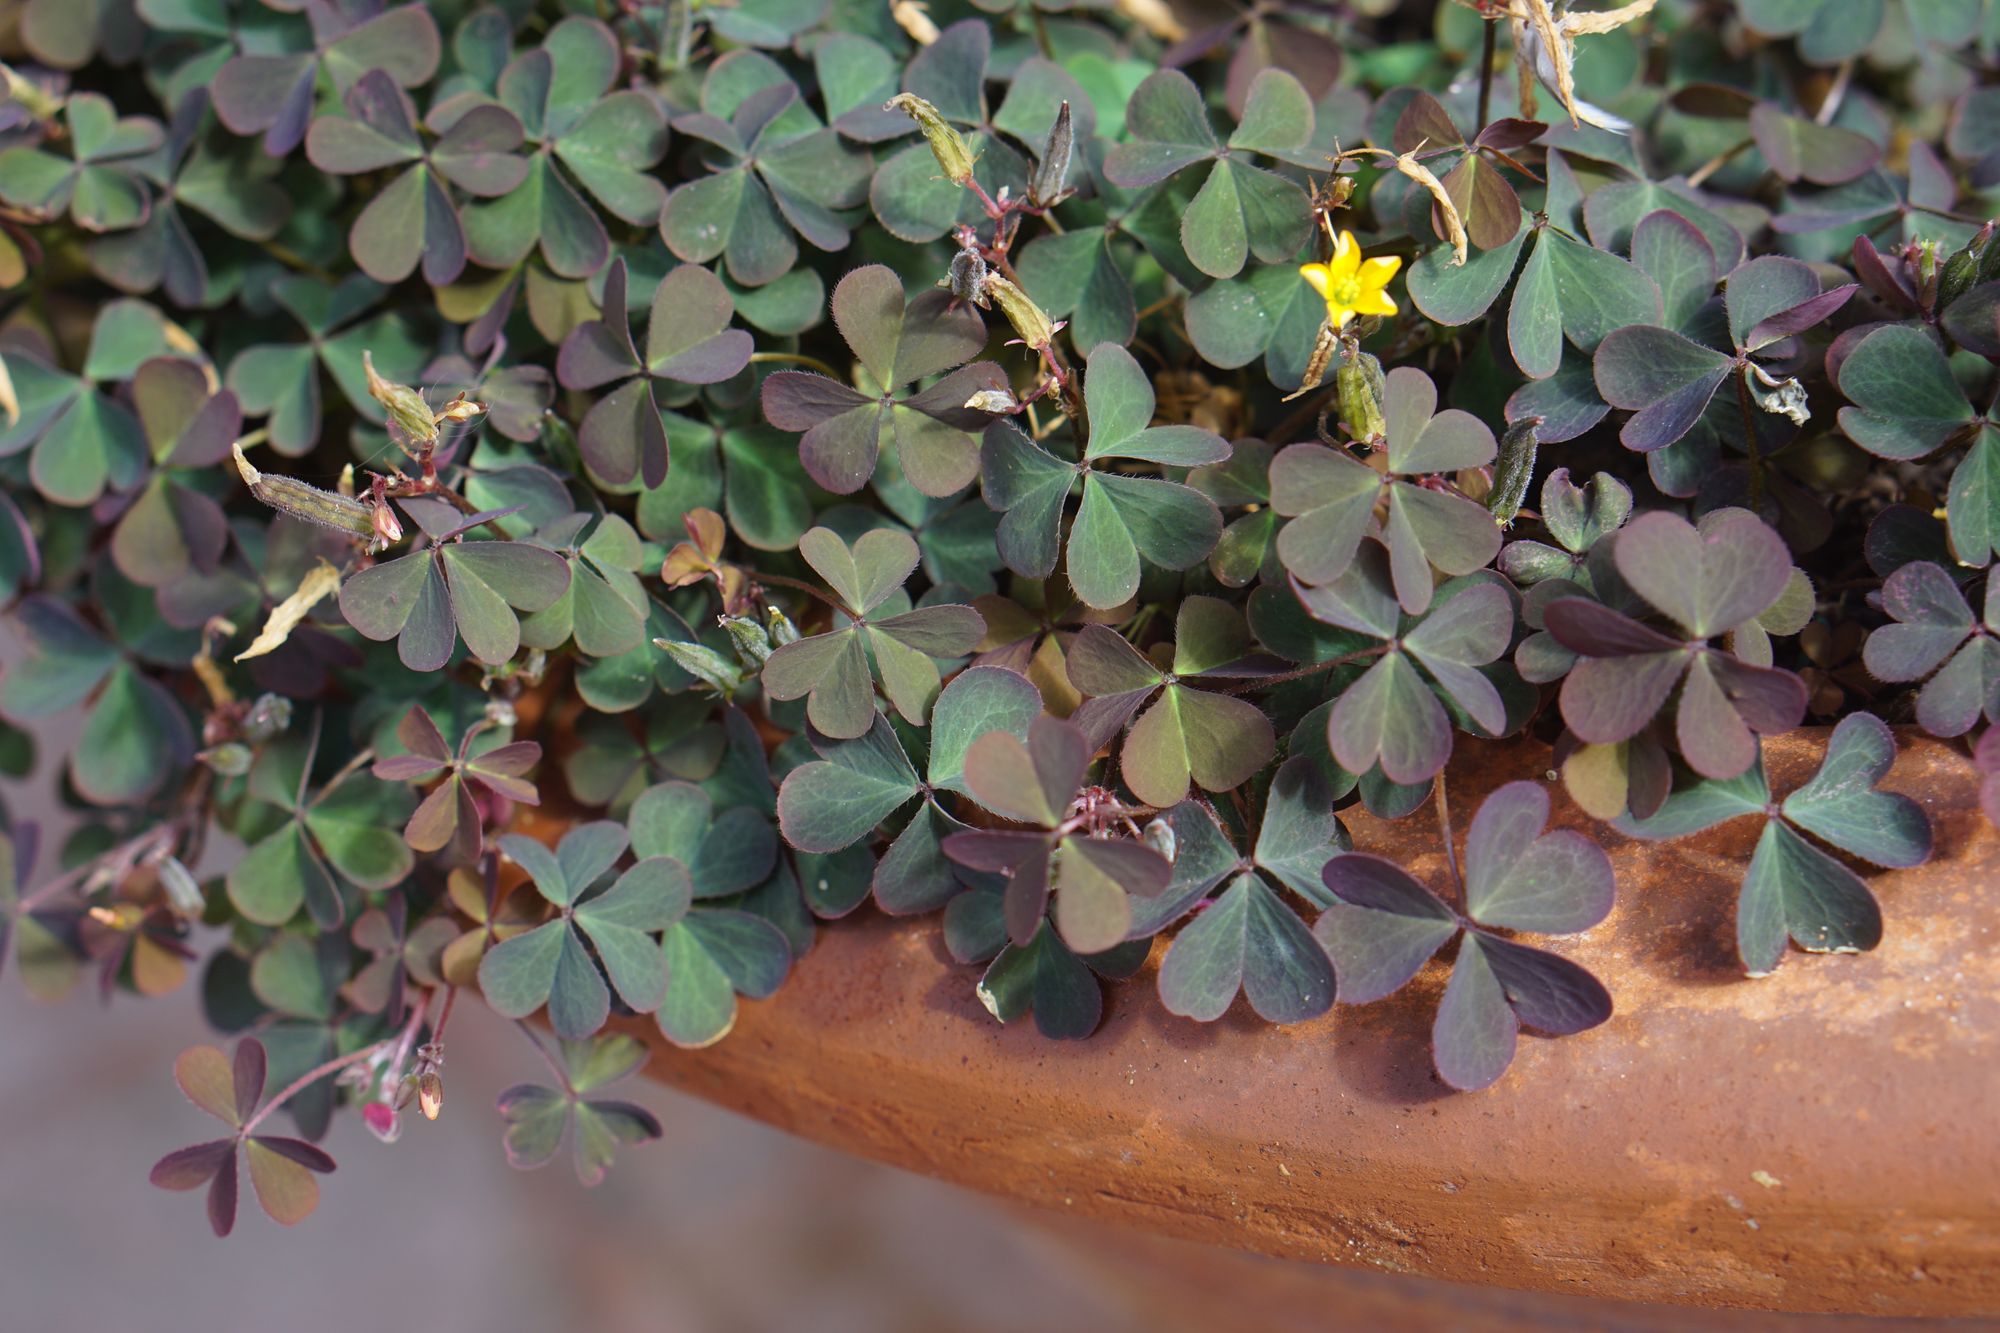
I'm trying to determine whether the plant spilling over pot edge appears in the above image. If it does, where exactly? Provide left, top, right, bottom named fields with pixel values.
left=0, top=0, right=1984, bottom=1234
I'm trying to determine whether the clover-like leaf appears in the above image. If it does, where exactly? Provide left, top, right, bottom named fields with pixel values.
left=1290, top=546, right=1513, bottom=785
left=760, top=265, right=1001, bottom=497
left=0, top=92, right=162, bottom=232
left=660, top=74, right=872, bottom=287
left=1064, top=597, right=1275, bottom=809
left=457, top=16, right=669, bottom=279
left=224, top=275, right=428, bottom=455
left=981, top=346, right=1227, bottom=610
left=1620, top=714, right=1926, bottom=975
left=1546, top=509, right=1807, bottom=779
left=497, top=1032, right=662, bottom=1187
left=109, top=357, right=239, bottom=588
left=1861, top=561, right=2000, bottom=738
left=1102, top=69, right=1312, bottom=279
left=227, top=736, right=414, bottom=930
left=760, top=527, right=985, bottom=738
left=150, top=1038, right=338, bottom=1236
left=944, top=715, right=1171, bottom=953
left=1272, top=366, right=1499, bottom=613
left=557, top=260, right=755, bottom=489
left=480, top=823, right=692, bottom=1037
left=372, top=706, right=541, bottom=866
left=212, top=3, right=441, bottom=157
left=304, top=71, right=526, bottom=285
left=1315, top=781, right=1613, bottom=1090
left=340, top=503, right=572, bottom=673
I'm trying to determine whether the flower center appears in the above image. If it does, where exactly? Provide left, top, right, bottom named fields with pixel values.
left=1331, top=278, right=1362, bottom=305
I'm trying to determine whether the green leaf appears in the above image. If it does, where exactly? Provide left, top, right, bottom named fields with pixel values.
left=657, top=910, right=790, bottom=1048
left=1738, top=819, right=1883, bottom=977
left=1157, top=873, right=1334, bottom=1023
left=776, top=714, right=920, bottom=853
left=1837, top=325, right=1975, bottom=461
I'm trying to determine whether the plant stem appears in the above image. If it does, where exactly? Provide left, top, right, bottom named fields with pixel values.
left=1686, top=136, right=1752, bottom=190
left=1815, top=58, right=1854, bottom=126
left=756, top=569, right=847, bottom=613
left=1734, top=364, right=1765, bottom=510
left=1434, top=773, right=1464, bottom=902
left=514, top=1020, right=573, bottom=1092
left=749, top=351, right=842, bottom=379
left=1216, top=646, right=1386, bottom=695
left=1477, top=17, right=1499, bottom=130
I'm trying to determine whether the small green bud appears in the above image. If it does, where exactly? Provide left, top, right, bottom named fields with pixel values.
left=364, top=350, right=437, bottom=448
left=722, top=614, right=775, bottom=666
left=1336, top=347, right=1386, bottom=444
left=885, top=93, right=976, bottom=186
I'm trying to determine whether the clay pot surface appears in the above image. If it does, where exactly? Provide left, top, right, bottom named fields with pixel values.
left=624, top=730, right=2000, bottom=1316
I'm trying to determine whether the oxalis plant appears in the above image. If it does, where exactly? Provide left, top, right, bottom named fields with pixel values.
left=0, top=0, right=1989, bottom=1234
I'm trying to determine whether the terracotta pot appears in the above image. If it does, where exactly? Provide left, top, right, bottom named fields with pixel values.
left=599, top=728, right=1999, bottom=1317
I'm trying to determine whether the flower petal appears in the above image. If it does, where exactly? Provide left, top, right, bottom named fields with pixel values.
left=1329, top=231, right=1361, bottom=283
left=1358, top=255, right=1402, bottom=291
left=1298, top=263, right=1333, bottom=301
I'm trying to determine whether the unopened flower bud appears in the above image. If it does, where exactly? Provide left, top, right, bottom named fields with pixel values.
left=722, top=614, right=775, bottom=665
left=1029, top=102, right=1073, bottom=207
left=885, top=93, right=976, bottom=186
left=766, top=605, right=800, bottom=647
left=157, top=856, right=206, bottom=917
left=439, top=397, right=486, bottom=426
left=370, top=499, right=403, bottom=550
left=418, top=1071, right=443, bottom=1121
left=981, top=274, right=1055, bottom=351
left=1336, top=347, right=1387, bottom=444
left=200, top=742, right=252, bottom=776
left=942, top=246, right=988, bottom=303
left=362, top=1100, right=401, bottom=1143
left=364, top=350, right=438, bottom=448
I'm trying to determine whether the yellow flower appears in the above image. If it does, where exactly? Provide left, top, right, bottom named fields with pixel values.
left=1300, top=232, right=1401, bottom=329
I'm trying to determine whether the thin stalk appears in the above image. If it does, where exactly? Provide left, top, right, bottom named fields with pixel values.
left=1686, top=136, right=1752, bottom=190
left=240, top=992, right=430, bottom=1138
left=1477, top=17, right=1499, bottom=130
left=1734, top=364, right=1765, bottom=510
left=749, top=351, right=842, bottom=379
left=1434, top=773, right=1464, bottom=903
left=514, top=1021, right=573, bottom=1091
left=1215, top=645, right=1386, bottom=695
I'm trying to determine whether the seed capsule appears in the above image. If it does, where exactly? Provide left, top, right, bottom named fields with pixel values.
left=1030, top=102, right=1073, bottom=207
left=885, top=93, right=976, bottom=186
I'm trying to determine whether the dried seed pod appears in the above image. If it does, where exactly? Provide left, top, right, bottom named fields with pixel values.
left=363, top=350, right=437, bottom=448
left=1030, top=101, right=1073, bottom=207
left=885, top=93, right=976, bottom=186
left=943, top=246, right=989, bottom=303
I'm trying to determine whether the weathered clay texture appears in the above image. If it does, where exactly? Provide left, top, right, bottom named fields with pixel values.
left=623, top=730, right=2000, bottom=1316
